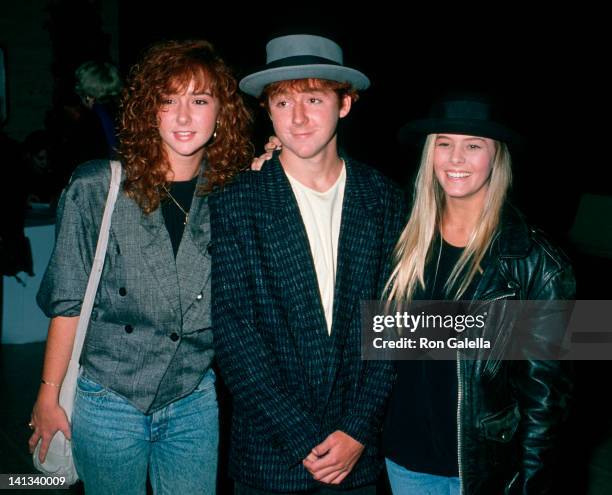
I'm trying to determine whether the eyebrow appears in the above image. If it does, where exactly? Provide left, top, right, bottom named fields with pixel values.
left=301, top=89, right=328, bottom=96
left=161, top=90, right=213, bottom=97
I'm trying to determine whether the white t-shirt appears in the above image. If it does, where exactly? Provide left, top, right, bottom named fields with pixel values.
left=286, top=165, right=346, bottom=335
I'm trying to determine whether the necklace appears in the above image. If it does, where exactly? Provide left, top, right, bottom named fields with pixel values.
left=162, top=184, right=189, bottom=225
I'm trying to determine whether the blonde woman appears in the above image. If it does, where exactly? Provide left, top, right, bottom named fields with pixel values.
left=382, top=93, right=574, bottom=495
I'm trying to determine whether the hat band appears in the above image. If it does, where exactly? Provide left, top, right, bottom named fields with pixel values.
left=265, top=55, right=342, bottom=69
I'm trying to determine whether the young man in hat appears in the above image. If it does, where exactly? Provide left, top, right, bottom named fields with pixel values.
left=209, top=34, right=406, bottom=494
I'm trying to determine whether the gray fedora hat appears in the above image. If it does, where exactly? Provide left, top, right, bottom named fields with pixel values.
left=239, top=34, right=370, bottom=97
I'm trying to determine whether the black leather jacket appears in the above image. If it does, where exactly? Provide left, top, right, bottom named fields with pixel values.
left=459, top=206, right=575, bottom=494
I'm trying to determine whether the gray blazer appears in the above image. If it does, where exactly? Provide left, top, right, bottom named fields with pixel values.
left=37, top=160, right=213, bottom=413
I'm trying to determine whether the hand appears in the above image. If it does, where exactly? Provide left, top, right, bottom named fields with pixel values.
left=28, top=397, right=71, bottom=463
left=250, top=136, right=282, bottom=171
left=302, top=430, right=365, bottom=485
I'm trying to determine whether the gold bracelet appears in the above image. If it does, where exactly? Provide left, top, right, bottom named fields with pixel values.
left=41, top=378, right=61, bottom=388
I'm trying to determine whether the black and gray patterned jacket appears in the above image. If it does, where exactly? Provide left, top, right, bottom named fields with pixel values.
left=210, top=153, right=407, bottom=491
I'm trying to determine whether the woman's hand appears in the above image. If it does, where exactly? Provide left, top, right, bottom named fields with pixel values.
left=250, top=136, right=282, bottom=171
left=28, top=394, right=72, bottom=463
left=27, top=316, right=78, bottom=462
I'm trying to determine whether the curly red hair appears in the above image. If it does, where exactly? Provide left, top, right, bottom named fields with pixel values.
left=119, top=39, right=253, bottom=213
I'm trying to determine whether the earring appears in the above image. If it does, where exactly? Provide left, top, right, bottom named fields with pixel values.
left=212, top=120, right=220, bottom=140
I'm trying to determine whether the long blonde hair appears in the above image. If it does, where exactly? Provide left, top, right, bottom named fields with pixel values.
left=386, top=134, right=512, bottom=301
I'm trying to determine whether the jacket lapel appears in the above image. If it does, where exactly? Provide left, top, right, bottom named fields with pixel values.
left=260, top=156, right=381, bottom=408
left=176, top=188, right=211, bottom=318
left=319, top=158, right=380, bottom=405
left=259, top=158, right=330, bottom=381
left=139, top=205, right=182, bottom=318
left=112, top=166, right=209, bottom=322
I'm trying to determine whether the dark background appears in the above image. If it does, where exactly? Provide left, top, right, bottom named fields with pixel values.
left=3, top=1, right=609, bottom=235
left=116, top=3, right=610, bottom=238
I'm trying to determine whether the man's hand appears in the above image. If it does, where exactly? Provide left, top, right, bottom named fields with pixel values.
left=302, top=430, right=364, bottom=485
left=250, top=136, right=282, bottom=171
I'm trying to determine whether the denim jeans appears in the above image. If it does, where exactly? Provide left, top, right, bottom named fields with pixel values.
left=72, top=368, right=218, bottom=495
left=385, top=458, right=460, bottom=495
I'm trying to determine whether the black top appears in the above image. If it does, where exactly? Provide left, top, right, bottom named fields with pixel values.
left=161, top=176, right=198, bottom=257
left=383, top=236, right=478, bottom=477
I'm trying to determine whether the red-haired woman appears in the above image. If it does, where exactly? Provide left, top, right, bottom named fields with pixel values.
left=28, top=40, right=252, bottom=494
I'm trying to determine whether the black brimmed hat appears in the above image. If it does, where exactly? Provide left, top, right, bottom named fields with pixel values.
left=398, top=92, right=522, bottom=147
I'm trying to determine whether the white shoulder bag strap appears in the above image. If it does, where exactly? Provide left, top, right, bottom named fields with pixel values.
left=33, top=160, right=122, bottom=484
left=58, top=160, right=122, bottom=416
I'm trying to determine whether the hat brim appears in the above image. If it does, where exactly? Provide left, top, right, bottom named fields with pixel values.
left=398, top=118, right=523, bottom=149
left=239, top=65, right=370, bottom=97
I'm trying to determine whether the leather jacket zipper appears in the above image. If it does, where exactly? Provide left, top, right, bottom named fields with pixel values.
left=469, top=290, right=517, bottom=311
left=457, top=351, right=464, bottom=494
left=458, top=289, right=516, bottom=492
